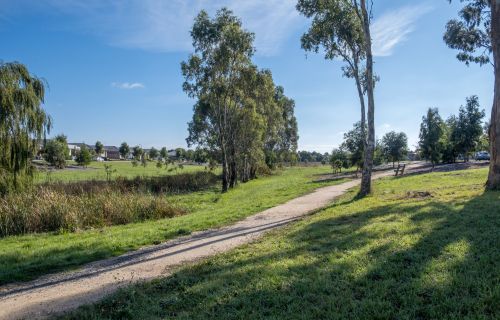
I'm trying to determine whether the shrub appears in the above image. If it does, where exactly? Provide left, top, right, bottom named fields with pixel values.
left=0, top=189, right=185, bottom=237
left=43, top=171, right=219, bottom=195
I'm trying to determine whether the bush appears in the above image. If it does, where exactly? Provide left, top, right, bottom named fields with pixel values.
left=0, top=189, right=185, bottom=237
left=76, top=145, right=92, bottom=167
left=0, top=172, right=220, bottom=237
left=44, top=171, right=219, bottom=195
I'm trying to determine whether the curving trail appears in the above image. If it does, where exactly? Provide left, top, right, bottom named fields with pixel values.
left=0, top=166, right=419, bottom=320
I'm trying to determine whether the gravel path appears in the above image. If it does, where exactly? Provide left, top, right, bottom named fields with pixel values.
left=0, top=168, right=413, bottom=320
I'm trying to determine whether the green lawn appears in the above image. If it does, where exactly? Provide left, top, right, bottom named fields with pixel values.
left=60, top=168, right=500, bottom=320
left=34, top=161, right=206, bottom=183
left=0, top=165, right=348, bottom=285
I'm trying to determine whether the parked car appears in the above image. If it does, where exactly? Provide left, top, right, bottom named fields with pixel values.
left=475, top=151, right=490, bottom=161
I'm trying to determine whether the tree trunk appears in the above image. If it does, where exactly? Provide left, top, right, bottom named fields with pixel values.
left=229, top=160, right=237, bottom=188
left=359, top=0, right=375, bottom=197
left=487, top=0, right=500, bottom=189
left=353, top=58, right=367, bottom=141
left=221, top=143, right=229, bottom=193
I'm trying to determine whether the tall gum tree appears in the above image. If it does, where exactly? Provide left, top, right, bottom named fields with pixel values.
left=182, top=9, right=255, bottom=192
left=297, top=0, right=367, bottom=144
left=357, top=0, right=376, bottom=196
left=444, top=0, right=500, bottom=189
left=297, top=0, right=377, bottom=196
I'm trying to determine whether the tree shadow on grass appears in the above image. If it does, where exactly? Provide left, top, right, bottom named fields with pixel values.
left=59, top=191, right=500, bottom=320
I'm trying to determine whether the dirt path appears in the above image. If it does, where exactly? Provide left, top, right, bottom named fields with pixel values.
left=0, top=167, right=417, bottom=320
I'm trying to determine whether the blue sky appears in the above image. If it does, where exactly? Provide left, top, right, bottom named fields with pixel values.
left=0, top=0, right=493, bottom=152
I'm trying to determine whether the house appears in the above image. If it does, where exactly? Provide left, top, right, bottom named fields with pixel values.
left=68, top=143, right=121, bottom=161
left=168, top=149, right=177, bottom=158
left=103, top=146, right=120, bottom=160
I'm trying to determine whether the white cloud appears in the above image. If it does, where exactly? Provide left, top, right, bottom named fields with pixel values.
left=45, top=0, right=303, bottom=56
left=372, top=4, right=433, bottom=57
left=111, top=82, right=145, bottom=90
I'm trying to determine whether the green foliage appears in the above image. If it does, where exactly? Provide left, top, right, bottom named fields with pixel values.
left=95, top=141, right=104, bottom=156
left=103, top=164, right=117, bottom=182
left=75, top=145, right=92, bottom=167
left=183, top=9, right=298, bottom=191
left=94, top=141, right=104, bottom=157
left=373, top=140, right=385, bottom=166
left=452, top=96, right=485, bottom=159
left=156, top=160, right=163, bottom=169
left=341, top=121, right=365, bottom=170
left=119, top=142, right=130, bottom=159
left=420, top=98, right=485, bottom=164
left=175, top=148, right=186, bottom=160
left=444, top=0, right=492, bottom=66
left=44, top=135, right=69, bottom=169
left=160, top=147, right=168, bottom=160
left=330, top=148, right=350, bottom=173
left=297, top=0, right=367, bottom=92
left=132, top=146, right=143, bottom=161
left=0, top=62, right=51, bottom=193
left=148, top=147, right=159, bottom=160
left=381, top=131, right=408, bottom=166
left=419, top=108, right=444, bottom=165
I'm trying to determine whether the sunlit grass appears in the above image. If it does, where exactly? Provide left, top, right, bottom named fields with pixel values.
left=60, top=168, right=499, bottom=320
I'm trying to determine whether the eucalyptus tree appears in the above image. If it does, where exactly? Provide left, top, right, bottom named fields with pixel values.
left=444, top=0, right=499, bottom=188
left=132, top=145, right=143, bottom=161
left=234, top=66, right=270, bottom=182
left=341, top=121, right=366, bottom=174
left=44, top=134, right=69, bottom=169
left=95, top=141, right=104, bottom=157
left=0, top=62, right=51, bottom=192
left=297, top=0, right=366, bottom=142
left=419, top=108, right=444, bottom=167
left=149, top=147, right=159, bottom=160
left=453, top=96, right=485, bottom=160
left=182, top=8, right=255, bottom=192
left=297, top=0, right=377, bottom=195
left=381, top=131, right=409, bottom=167
left=119, top=142, right=130, bottom=159
left=275, top=86, right=299, bottom=164
left=160, top=147, right=168, bottom=160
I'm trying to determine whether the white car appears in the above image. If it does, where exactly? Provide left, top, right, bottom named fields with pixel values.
left=475, top=151, right=490, bottom=161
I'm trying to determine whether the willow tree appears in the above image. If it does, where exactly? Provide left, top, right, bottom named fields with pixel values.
left=183, top=8, right=255, bottom=192
left=444, top=0, right=499, bottom=189
left=297, top=0, right=377, bottom=195
left=0, top=62, right=51, bottom=193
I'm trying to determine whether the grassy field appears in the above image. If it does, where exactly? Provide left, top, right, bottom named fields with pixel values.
left=0, top=165, right=348, bottom=285
left=34, top=161, right=206, bottom=183
left=59, top=168, right=500, bottom=320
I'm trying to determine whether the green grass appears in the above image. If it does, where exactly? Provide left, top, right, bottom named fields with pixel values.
left=0, top=165, right=347, bottom=285
left=60, top=168, right=500, bottom=320
left=34, top=161, right=206, bottom=183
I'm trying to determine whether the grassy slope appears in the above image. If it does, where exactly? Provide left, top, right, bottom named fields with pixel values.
left=0, top=166, right=347, bottom=285
left=34, top=161, right=206, bottom=183
left=61, top=168, right=500, bottom=320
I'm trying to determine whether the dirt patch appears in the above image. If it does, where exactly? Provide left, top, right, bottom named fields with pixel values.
left=402, top=191, right=433, bottom=199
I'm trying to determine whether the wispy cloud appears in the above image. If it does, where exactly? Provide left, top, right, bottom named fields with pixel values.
left=44, top=0, right=303, bottom=56
left=372, top=4, right=433, bottom=57
left=111, top=82, right=145, bottom=90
